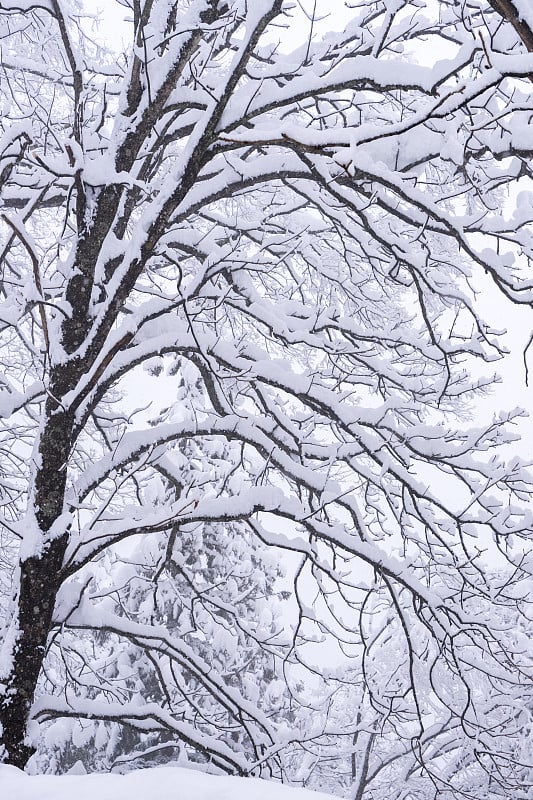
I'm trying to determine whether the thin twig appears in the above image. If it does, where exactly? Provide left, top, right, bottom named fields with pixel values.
left=1, top=213, right=50, bottom=353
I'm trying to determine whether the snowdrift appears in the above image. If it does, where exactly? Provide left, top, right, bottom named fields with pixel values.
left=0, top=765, right=338, bottom=800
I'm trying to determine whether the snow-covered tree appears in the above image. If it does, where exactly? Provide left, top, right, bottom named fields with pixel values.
left=287, top=591, right=532, bottom=799
left=0, top=1, right=532, bottom=796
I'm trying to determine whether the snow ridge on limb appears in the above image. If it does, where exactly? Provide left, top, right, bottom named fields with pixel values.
left=32, top=696, right=249, bottom=775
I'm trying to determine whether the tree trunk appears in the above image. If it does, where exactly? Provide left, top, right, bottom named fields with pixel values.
left=488, top=0, right=533, bottom=55
left=0, top=147, right=115, bottom=764
left=0, top=394, right=74, bottom=766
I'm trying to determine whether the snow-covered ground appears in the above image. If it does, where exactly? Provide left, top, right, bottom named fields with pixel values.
left=0, top=765, right=337, bottom=800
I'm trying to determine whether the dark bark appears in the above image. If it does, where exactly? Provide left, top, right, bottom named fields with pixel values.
left=0, top=327, right=83, bottom=765
left=0, top=538, right=68, bottom=767
left=0, top=373, right=76, bottom=765
left=488, top=0, right=533, bottom=62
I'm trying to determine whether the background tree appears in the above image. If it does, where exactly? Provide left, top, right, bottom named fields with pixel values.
left=0, top=1, right=531, bottom=797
